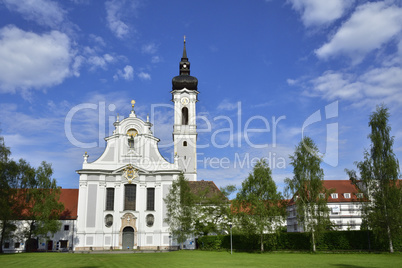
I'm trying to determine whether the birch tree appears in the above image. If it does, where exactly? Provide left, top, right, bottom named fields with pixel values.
left=285, top=137, right=331, bottom=252
left=346, top=105, right=401, bottom=253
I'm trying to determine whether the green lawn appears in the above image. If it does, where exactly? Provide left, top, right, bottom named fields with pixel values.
left=0, top=250, right=401, bottom=268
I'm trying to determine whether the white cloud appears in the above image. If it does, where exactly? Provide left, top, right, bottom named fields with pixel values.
left=138, top=72, right=151, bottom=80
left=87, top=53, right=115, bottom=70
left=2, top=0, right=67, bottom=29
left=0, top=25, right=74, bottom=94
left=315, top=2, right=402, bottom=63
left=142, top=43, right=158, bottom=54
left=105, top=0, right=137, bottom=39
left=151, top=56, right=161, bottom=63
left=288, top=0, right=352, bottom=27
left=303, top=67, right=402, bottom=105
left=114, top=65, right=134, bottom=81
left=287, top=78, right=297, bottom=85
left=217, top=99, right=238, bottom=111
left=89, top=34, right=106, bottom=47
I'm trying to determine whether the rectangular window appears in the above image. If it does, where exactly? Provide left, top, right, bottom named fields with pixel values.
left=124, top=184, right=136, bottom=211
left=14, top=242, right=20, bottom=248
left=337, top=220, right=342, bottom=229
left=106, top=188, right=115, bottom=211
left=350, top=220, right=356, bottom=229
left=64, top=225, right=70, bottom=231
left=348, top=205, right=354, bottom=213
left=147, top=188, right=155, bottom=211
left=4, top=242, right=9, bottom=249
left=344, top=193, right=351, bottom=198
left=331, top=193, right=338, bottom=199
left=60, top=240, right=68, bottom=248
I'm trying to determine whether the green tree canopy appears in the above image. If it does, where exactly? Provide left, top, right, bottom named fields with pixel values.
left=233, top=159, right=285, bottom=252
left=164, top=173, right=196, bottom=249
left=0, top=133, right=64, bottom=252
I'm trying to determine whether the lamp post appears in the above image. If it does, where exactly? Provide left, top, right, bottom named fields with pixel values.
left=229, top=223, right=232, bottom=255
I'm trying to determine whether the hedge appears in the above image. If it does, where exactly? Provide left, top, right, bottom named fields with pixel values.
left=197, top=231, right=402, bottom=252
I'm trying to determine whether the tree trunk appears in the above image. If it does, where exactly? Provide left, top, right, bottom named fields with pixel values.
left=387, top=225, right=394, bottom=253
left=311, top=230, right=316, bottom=252
left=260, top=233, right=264, bottom=252
left=383, top=192, right=394, bottom=253
left=0, top=220, right=6, bottom=253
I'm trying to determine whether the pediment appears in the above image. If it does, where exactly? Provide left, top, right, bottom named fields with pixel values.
left=112, top=164, right=149, bottom=175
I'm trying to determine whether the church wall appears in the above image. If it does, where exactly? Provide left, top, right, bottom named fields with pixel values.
left=75, top=172, right=177, bottom=251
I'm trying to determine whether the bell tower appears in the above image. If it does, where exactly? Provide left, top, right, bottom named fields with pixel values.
left=171, top=37, right=199, bottom=181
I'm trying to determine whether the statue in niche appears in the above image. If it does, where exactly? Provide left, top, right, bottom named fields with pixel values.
left=127, top=128, right=138, bottom=149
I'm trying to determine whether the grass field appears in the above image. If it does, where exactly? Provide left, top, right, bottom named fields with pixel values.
left=0, top=250, right=401, bottom=268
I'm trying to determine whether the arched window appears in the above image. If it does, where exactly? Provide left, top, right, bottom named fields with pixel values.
left=183, top=141, right=187, bottom=146
left=182, top=107, right=189, bottom=125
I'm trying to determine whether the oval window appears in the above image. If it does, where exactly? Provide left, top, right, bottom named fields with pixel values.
left=146, top=214, right=154, bottom=227
left=105, top=214, right=113, bottom=227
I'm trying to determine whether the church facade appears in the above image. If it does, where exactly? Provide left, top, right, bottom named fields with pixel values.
left=75, top=40, right=199, bottom=250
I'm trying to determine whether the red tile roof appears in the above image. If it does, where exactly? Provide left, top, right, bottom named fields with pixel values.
left=59, top=189, right=78, bottom=219
left=323, top=180, right=361, bottom=203
left=287, top=180, right=364, bottom=205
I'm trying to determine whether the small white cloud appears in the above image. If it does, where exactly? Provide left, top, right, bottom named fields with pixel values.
left=310, top=71, right=363, bottom=100
left=115, top=65, right=134, bottom=81
left=0, top=25, right=74, bottom=94
left=87, top=54, right=115, bottom=70
left=287, top=78, right=297, bottom=85
left=151, top=56, right=161, bottom=63
left=288, top=0, right=353, bottom=27
left=105, top=0, right=136, bottom=39
left=217, top=99, right=238, bottom=111
left=103, top=54, right=114, bottom=63
left=315, top=2, right=402, bottom=63
left=138, top=72, right=151, bottom=80
left=89, top=34, right=106, bottom=47
left=2, top=0, right=67, bottom=29
left=142, top=43, right=158, bottom=54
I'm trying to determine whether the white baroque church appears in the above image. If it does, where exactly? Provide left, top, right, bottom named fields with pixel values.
left=75, top=39, right=200, bottom=250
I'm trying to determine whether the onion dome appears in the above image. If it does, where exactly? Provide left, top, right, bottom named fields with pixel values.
left=172, top=37, right=198, bottom=91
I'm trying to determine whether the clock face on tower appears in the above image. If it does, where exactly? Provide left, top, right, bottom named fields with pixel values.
left=181, top=97, right=189, bottom=105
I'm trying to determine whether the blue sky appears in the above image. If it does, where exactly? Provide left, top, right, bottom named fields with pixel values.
left=0, top=0, right=401, bottom=194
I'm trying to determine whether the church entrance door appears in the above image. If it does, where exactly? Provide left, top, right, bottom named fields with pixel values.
left=122, top=227, right=134, bottom=250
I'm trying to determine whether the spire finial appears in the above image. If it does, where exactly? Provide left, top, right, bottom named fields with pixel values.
left=182, top=36, right=187, bottom=59
left=131, top=99, right=135, bottom=111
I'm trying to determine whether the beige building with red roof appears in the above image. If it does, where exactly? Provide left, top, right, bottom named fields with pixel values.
left=287, top=180, right=366, bottom=232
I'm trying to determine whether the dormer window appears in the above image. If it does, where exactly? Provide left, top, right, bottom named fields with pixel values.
left=331, top=193, right=338, bottom=199
left=356, top=193, right=363, bottom=198
left=344, top=193, right=351, bottom=199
